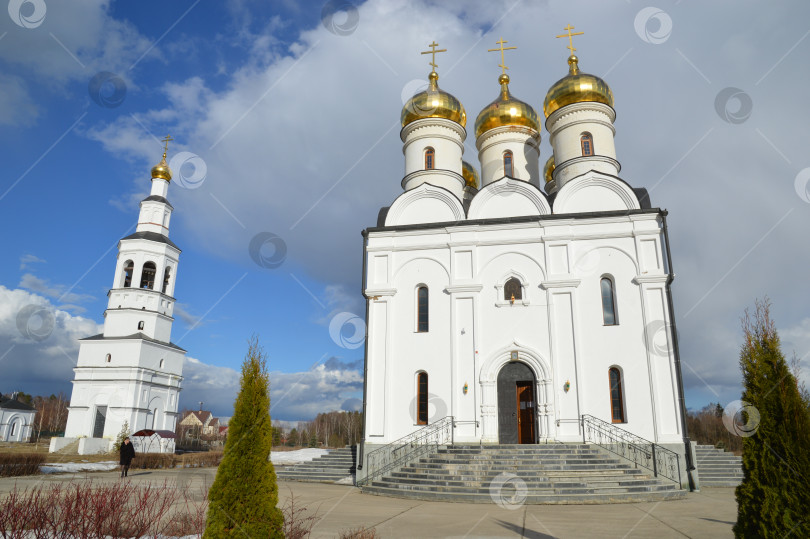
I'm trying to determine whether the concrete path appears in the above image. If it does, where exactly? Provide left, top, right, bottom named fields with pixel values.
left=0, top=469, right=737, bottom=538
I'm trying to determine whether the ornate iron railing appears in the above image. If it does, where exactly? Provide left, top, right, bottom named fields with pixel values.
left=357, top=416, right=454, bottom=487
left=581, top=414, right=681, bottom=485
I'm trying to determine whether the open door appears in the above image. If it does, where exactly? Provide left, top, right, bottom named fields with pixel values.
left=516, top=382, right=535, bottom=444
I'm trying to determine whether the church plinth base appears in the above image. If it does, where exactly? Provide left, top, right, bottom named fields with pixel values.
left=49, top=437, right=112, bottom=455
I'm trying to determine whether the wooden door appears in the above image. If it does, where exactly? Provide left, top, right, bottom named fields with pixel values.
left=516, top=382, right=535, bottom=444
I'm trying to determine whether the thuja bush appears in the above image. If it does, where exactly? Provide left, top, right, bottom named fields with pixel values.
left=0, top=453, right=45, bottom=477
left=204, top=337, right=284, bottom=538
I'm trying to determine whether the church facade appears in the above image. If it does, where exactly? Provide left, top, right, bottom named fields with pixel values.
left=360, top=40, right=690, bottom=475
left=51, top=144, right=185, bottom=455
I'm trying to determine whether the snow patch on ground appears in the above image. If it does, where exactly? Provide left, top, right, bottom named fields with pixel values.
left=270, top=448, right=327, bottom=465
left=334, top=476, right=354, bottom=485
left=41, top=461, right=119, bottom=474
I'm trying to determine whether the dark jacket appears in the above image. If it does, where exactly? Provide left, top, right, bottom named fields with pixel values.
left=119, top=441, right=136, bottom=465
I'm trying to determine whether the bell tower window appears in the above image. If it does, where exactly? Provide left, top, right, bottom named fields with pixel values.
left=424, top=148, right=435, bottom=170
left=162, top=267, right=171, bottom=294
left=140, top=262, right=156, bottom=289
left=503, top=151, right=513, bottom=177
left=122, top=261, right=134, bottom=288
left=601, top=277, right=617, bottom=325
left=581, top=133, right=594, bottom=156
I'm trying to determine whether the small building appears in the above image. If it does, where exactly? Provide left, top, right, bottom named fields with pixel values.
left=0, top=394, right=36, bottom=442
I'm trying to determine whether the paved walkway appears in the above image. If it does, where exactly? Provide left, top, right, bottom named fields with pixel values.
left=0, top=469, right=737, bottom=538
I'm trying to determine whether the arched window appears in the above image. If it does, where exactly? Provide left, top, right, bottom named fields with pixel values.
left=417, top=372, right=428, bottom=425
left=140, top=262, right=157, bottom=289
left=601, top=277, right=617, bottom=325
left=609, top=367, right=625, bottom=423
left=417, top=286, right=429, bottom=332
left=122, top=261, right=134, bottom=288
left=159, top=358, right=165, bottom=369
left=503, top=150, right=513, bottom=177
left=424, top=148, right=435, bottom=170
left=504, top=277, right=522, bottom=302
left=581, top=133, right=594, bottom=156
left=106, top=354, right=111, bottom=363
left=162, top=267, right=171, bottom=294
left=138, top=321, right=144, bottom=331
left=9, top=421, right=16, bottom=437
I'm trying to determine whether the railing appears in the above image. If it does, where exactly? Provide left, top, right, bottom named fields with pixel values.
left=581, top=414, right=681, bottom=485
left=357, top=416, right=454, bottom=487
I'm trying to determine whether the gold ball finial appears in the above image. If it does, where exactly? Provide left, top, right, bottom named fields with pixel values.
left=568, top=55, right=579, bottom=75
left=429, top=71, right=439, bottom=83
left=498, top=73, right=510, bottom=85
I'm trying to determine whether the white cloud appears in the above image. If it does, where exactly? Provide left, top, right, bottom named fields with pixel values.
left=0, top=285, right=102, bottom=395
left=180, top=355, right=363, bottom=421
left=19, top=254, right=46, bottom=271
left=18, top=273, right=95, bottom=306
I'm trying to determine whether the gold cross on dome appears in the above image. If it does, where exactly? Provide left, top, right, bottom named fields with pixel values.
left=160, top=134, right=173, bottom=156
left=421, top=41, right=447, bottom=71
left=556, top=24, right=584, bottom=55
left=487, top=37, right=517, bottom=75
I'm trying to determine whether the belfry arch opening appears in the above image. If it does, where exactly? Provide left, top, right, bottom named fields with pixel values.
left=497, top=361, right=537, bottom=444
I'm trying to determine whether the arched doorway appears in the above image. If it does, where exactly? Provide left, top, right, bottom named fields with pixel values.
left=497, top=361, right=536, bottom=444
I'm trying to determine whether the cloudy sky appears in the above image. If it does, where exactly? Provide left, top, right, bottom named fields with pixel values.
left=1, top=0, right=809, bottom=421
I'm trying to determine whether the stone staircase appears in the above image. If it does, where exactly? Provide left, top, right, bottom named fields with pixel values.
left=276, top=446, right=356, bottom=484
left=695, top=444, right=743, bottom=487
left=361, top=444, right=686, bottom=504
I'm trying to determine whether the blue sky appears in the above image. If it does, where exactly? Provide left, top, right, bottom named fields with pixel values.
left=2, top=0, right=810, bottom=421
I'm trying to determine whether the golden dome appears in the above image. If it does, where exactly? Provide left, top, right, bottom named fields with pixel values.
left=402, top=71, right=466, bottom=128
left=543, top=55, right=614, bottom=118
left=151, top=152, right=172, bottom=181
left=475, top=74, right=539, bottom=139
left=462, top=160, right=480, bottom=189
left=543, top=155, right=555, bottom=184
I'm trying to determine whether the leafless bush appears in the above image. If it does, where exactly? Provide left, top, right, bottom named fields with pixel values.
left=0, top=479, right=182, bottom=538
left=131, top=450, right=223, bottom=470
left=338, top=526, right=379, bottom=539
left=281, top=488, right=319, bottom=539
left=0, top=453, right=45, bottom=477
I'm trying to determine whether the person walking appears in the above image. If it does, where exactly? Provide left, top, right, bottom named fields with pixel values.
left=119, top=437, right=136, bottom=478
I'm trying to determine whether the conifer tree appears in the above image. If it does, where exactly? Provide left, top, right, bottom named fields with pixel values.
left=734, top=300, right=810, bottom=538
left=112, top=421, right=130, bottom=452
left=204, top=337, right=283, bottom=538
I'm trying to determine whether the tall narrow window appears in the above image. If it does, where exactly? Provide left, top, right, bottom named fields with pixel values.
left=424, top=148, right=435, bottom=170
left=9, top=422, right=16, bottom=437
left=503, top=150, right=514, bottom=177
left=122, top=261, right=134, bottom=288
left=417, top=372, right=428, bottom=425
left=138, top=321, right=144, bottom=330
left=162, top=267, right=171, bottom=294
left=140, top=262, right=157, bottom=289
left=609, top=367, right=625, bottom=423
left=504, top=277, right=522, bottom=301
left=417, top=286, right=429, bottom=332
left=601, top=277, right=617, bottom=325
left=581, top=133, right=594, bottom=156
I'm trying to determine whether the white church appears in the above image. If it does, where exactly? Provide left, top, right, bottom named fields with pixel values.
left=50, top=142, right=185, bottom=455
left=359, top=36, right=693, bottom=481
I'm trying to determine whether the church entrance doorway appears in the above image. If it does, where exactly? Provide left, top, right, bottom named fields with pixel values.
left=93, top=406, right=107, bottom=438
left=497, top=362, right=536, bottom=444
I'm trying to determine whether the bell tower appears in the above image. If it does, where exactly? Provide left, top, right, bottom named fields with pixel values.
left=53, top=138, right=186, bottom=455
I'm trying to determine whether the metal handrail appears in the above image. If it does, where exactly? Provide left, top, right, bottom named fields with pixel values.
left=357, top=416, right=454, bottom=487
left=581, top=414, right=681, bottom=485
